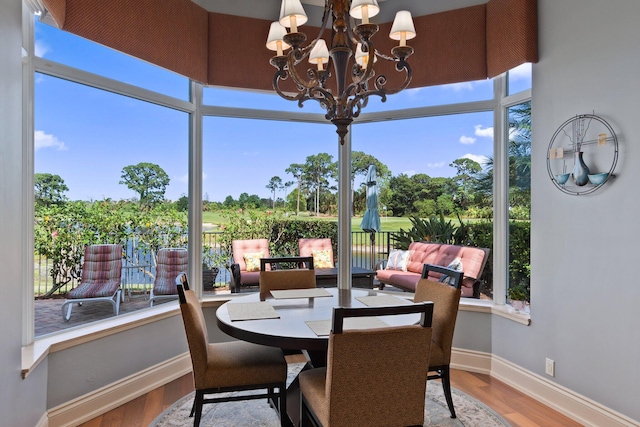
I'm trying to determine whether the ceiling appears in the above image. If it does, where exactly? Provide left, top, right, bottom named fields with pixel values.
left=192, top=0, right=489, bottom=24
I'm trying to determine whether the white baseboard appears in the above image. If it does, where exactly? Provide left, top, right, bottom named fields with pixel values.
left=452, top=349, right=639, bottom=427
left=34, top=412, right=48, bottom=427
left=45, top=349, right=639, bottom=427
left=47, top=353, right=191, bottom=427
left=490, top=355, right=639, bottom=427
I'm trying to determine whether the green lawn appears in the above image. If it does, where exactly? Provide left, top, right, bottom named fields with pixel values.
left=202, top=210, right=411, bottom=232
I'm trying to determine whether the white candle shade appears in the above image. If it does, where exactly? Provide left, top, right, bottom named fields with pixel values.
left=266, top=22, right=291, bottom=54
left=355, top=42, right=377, bottom=66
left=389, top=10, right=416, bottom=45
left=350, top=0, right=380, bottom=24
left=309, top=39, right=329, bottom=70
left=279, top=0, right=308, bottom=31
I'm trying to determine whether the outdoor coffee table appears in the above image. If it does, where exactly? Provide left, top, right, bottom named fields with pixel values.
left=314, top=266, right=375, bottom=288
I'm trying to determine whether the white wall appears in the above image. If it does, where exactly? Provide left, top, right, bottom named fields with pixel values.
left=491, top=0, right=640, bottom=420
left=0, top=1, right=48, bottom=426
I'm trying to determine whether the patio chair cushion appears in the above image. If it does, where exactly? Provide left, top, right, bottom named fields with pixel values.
left=153, top=248, right=188, bottom=296
left=311, top=249, right=333, bottom=268
left=243, top=252, right=264, bottom=272
left=68, top=244, right=122, bottom=299
left=68, top=278, right=121, bottom=298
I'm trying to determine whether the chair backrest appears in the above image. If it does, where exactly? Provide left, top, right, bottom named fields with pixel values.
left=421, top=263, right=464, bottom=290
left=298, top=238, right=334, bottom=268
left=232, top=239, right=270, bottom=272
left=325, top=303, right=434, bottom=427
left=259, top=256, right=316, bottom=301
left=154, top=248, right=188, bottom=295
left=414, top=277, right=461, bottom=365
left=80, top=244, right=123, bottom=285
left=176, top=274, right=209, bottom=390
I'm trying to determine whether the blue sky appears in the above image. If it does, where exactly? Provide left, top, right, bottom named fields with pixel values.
left=33, top=20, right=531, bottom=203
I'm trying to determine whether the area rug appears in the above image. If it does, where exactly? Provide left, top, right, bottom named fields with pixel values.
left=151, top=364, right=510, bottom=427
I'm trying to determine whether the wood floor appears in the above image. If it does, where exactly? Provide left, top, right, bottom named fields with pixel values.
left=78, top=355, right=582, bottom=427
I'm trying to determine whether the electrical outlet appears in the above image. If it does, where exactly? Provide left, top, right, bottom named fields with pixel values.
left=545, top=358, right=555, bottom=377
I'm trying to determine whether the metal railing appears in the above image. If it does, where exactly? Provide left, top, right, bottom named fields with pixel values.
left=34, top=231, right=393, bottom=296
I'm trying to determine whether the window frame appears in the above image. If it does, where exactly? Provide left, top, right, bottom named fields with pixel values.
left=26, top=12, right=531, bottom=344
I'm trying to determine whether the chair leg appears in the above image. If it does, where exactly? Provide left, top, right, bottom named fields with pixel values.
left=278, top=383, right=287, bottom=427
left=193, top=390, right=204, bottom=427
left=440, top=366, right=457, bottom=418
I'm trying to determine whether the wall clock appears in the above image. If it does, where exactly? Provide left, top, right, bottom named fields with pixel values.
left=546, top=113, right=618, bottom=195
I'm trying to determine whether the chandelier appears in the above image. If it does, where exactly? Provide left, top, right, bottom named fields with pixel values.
left=266, top=0, right=416, bottom=144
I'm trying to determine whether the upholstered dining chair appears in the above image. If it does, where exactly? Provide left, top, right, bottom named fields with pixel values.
left=413, top=264, right=464, bottom=419
left=299, top=302, right=434, bottom=427
left=298, top=238, right=335, bottom=268
left=230, top=238, right=270, bottom=293
left=149, top=247, right=188, bottom=307
left=259, top=256, right=316, bottom=301
left=61, top=244, right=122, bottom=321
left=176, top=273, right=288, bottom=427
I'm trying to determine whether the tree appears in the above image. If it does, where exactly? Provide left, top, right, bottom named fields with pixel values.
left=302, top=153, right=337, bottom=216
left=34, top=173, right=68, bottom=206
left=449, top=158, right=482, bottom=212
left=119, top=162, right=170, bottom=208
left=285, top=163, right=305, bottom=216
left=265, top=176, right=284, bottom=208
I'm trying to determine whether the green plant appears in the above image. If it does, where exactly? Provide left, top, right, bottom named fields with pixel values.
left=202, top=245, right=229, bottom=270
left=508, top=280, right=530, bottom=302
left=390, top=213, right=471, bottom=249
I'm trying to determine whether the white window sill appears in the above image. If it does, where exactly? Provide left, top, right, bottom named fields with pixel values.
left=22, top=296, right=231, bottom=379
left=22, top=292, right=530, bottom=378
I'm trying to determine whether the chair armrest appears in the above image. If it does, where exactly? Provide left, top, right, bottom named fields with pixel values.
left=374, top=259, right=387, bottom=270
left=230, top=263, right=241, bottom=293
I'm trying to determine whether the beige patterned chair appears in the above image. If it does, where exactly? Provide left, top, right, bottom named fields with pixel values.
left=413, top=264, right=463, bottom=419
left=259, top=256, right=316, bottom=301
left=299, top=302, right=434, bottom=427
left=176, top=273, right=288, bottom=427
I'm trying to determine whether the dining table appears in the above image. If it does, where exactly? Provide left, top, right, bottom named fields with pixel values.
left=215, top=287, right=420, bottom=426
left=215, top=287, right=417, bottom=367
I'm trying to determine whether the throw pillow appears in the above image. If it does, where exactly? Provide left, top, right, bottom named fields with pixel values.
left=440, top=257, right=463, bottom=285
left=243, top=252, right=263, bottom=272
left=311, top=249, right=333, bottom=268
left=385, top=249, right=412, bottom=271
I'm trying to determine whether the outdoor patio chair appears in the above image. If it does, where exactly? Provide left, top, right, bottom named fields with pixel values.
left=298, top=238, right=335, bottom=268
left=230, top=238, right=270, bottom=293
left=149, top=248, right=188, bottom=307
left=176, top=273, right=288, bottom=427
left=299, top=302, right=434, bottom=427
left=413, top=264, right=464, bottom=418
left=61, top=244, right=123, bottom=321
left=259, top=256, right=315, bottom=301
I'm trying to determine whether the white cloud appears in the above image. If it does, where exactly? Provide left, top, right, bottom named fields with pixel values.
left=34, top=40, right=49, bottom=57
left=403, top=170, right=417, bottom=176
left=474, top=124, right=494, bottom=138
left=34, top=130, right=67, bottom=151
left=459, top=135, right=476, bottom=145
left=461, top=153, right=489, bottom=166
left=443, top=81, right=475, bottom=92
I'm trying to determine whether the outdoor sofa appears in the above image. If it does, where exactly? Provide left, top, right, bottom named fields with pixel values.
left=376, top=241, right=490, bottom=298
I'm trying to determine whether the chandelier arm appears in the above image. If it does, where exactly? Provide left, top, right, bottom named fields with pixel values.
left=351, top=39, right=376, bottom=86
